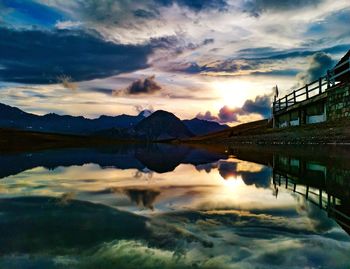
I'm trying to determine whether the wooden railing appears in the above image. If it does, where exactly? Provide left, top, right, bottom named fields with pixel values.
left=273, top=57, right=350, bottom=113
left=272, top=172, right=350, bottom=231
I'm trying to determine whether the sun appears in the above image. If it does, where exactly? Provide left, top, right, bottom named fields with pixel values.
left=211, top=79, right=253, bottom=110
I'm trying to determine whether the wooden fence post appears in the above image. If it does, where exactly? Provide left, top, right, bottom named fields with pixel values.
left=327, top=70, right=330, bottom=89
left=293, top=91, right=296, bottom=103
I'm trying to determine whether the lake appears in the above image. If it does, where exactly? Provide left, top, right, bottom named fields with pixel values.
left=0, top=144, right=349, bottom=269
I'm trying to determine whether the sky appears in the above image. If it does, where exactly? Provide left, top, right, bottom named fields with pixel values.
left=0, top=0, right=349, bottom=125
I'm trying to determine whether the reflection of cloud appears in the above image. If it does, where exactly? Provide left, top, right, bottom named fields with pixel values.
left=195, top=162, right=218, bottom=173
left=133, top=170, right=154, bottom=180
left=217, top=160, right=271, bottom=188
left=57, top=191, right=76, bottom=206
left=296, top=196, right=334, bottom=233
left=218, top=161, right=238, bottom=179
left=236, top=161, right=264, bottom=173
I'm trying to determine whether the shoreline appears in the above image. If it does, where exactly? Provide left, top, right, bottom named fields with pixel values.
left=1, top=117, right=350, bottom=154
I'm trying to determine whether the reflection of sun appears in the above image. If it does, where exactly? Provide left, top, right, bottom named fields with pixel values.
left=212, top=80, right=251, bottom=109
left=222, top=176, right=243, bottom=188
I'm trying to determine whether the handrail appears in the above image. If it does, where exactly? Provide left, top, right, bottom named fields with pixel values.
left=273, top=57, right=350, bottom=113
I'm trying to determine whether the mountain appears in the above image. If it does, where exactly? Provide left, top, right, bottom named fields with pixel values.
left=131, top=110, right=194, bottom=141
left=0, top=102, right=225, bottom=139
left=0, top=103, right=146, bottom=135
left=183, top=118, right=229, bottom=136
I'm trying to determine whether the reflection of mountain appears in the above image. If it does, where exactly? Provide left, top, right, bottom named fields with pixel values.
left=0, top=144, right=227, bottom=179
left=135, top=143, right=191, bottom=173
left=0, top=196, right=149, bottom=254
left=123, top=189, right=160, bottom=210
left=0, top=196, right=216, bottom=260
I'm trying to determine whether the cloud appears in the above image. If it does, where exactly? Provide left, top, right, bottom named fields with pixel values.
left=0, top=0, right=66, bottom=28
left=114, top=75, right=162, bottom=95
left=242, top=0, right=325, bottom=17
left=196, top=111, right=221, bottom=122
left=57, top=75, right=78, bottom=90
left=295, top=52, right=334, bottom=85
left=154, top=0, right=228, bottom=11
left=197, top=94, right=272, bottom=123
left=134, top=105, right=155, bottom=116
left=202, top=38, right=215, bottom=45
left=0, top=27, right=152, bottom=84
left=218, top=106, right=241, bottom=123
left=55, top=20, right=82, bottom=30
left=242, top=94, right=272, bottom=118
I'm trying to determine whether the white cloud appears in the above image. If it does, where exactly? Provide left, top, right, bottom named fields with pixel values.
left=55, top=20, right=82, bottom=29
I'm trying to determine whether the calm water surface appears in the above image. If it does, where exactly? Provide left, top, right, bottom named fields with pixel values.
left=0, top=144, right=349, bottom=269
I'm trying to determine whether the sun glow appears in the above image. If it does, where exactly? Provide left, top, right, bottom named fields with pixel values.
left=212, top=80, right=254, bottom=110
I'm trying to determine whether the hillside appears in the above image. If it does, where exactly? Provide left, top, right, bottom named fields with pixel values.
left=183, top=118, right=228, bottom=136
left=187, top=119, right=270, bottom=142
left=185, top=118, right=350, bottom=145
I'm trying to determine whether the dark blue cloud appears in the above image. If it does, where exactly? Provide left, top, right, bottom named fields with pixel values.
left=0, top=0, right=66, bottom=28
left=242, top=94, right=272, bottom=118
left=251, top=69, right=299, bottom=76
left=242, top=0, right=324, bottom=17
left=245, top=44, right=350, bottom=61
left=197, top=94, right=272, bottom=123
left=306, top=9, right=350, bottom=37
left=133, top=9, right=158, bottom=19
left=154, top=0, right=227, bottom=11
left=116, top=75, right=162, bottom=95
left=0, top=28, right=153, bottom=84
left=295, top=52, right=335, bottom=85
left=177, top=44, right=350, bottom=79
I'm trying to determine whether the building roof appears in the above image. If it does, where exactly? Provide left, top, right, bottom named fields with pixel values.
left=334, top=50, right=350, bottom=82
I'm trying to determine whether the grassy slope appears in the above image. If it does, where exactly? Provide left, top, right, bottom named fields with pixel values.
left=184, top=118, right=350, bottom=145
left=0, top=128, right=136, bottom=153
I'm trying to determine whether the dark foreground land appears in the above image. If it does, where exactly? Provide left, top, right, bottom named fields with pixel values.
left=1, top=118, right=350, bottom=153
left=185, top=118, right=350, bottom=145
left=0, top=128, right=133, bottom=153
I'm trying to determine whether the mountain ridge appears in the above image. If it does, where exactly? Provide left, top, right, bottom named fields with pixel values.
left=0, top=102, right=228, bottom=138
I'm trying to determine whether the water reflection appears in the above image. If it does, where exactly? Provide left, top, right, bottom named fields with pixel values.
left=0, top=144, right=349, bottom=268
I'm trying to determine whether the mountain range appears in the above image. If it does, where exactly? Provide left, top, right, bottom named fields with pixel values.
left=0, top=103, right=228, bottom=141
